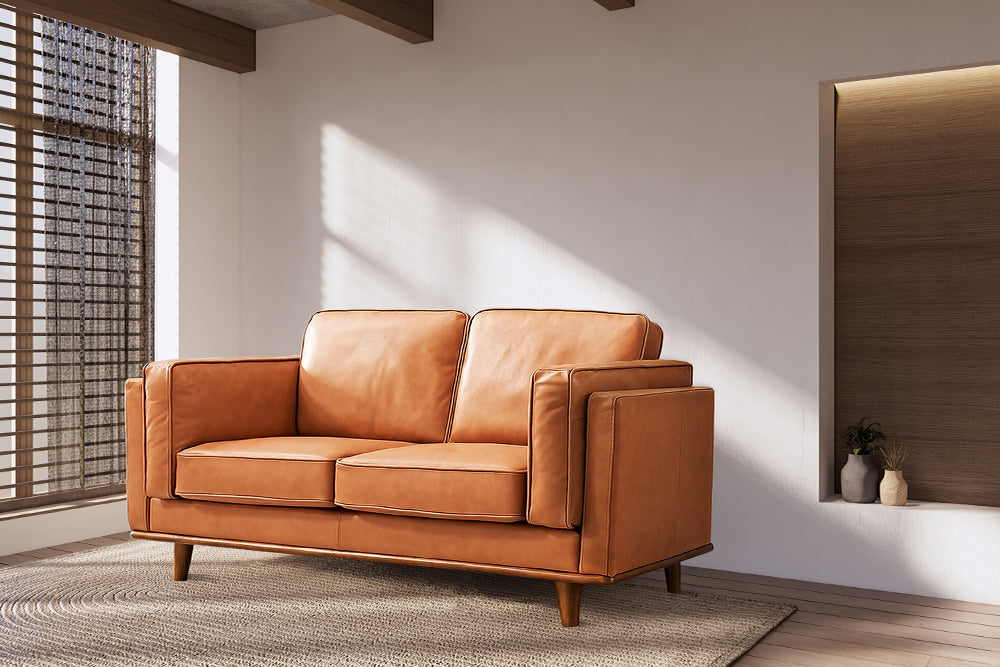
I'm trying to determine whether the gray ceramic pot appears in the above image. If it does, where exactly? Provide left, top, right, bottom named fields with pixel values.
left=841, top=453, right=879, bottom=503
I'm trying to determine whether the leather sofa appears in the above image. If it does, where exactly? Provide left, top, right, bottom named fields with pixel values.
left=126, top=308, right=714, bottom=626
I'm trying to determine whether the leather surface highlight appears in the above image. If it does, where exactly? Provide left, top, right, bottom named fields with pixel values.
left=175, top=436, right=415, bottom=507
left=338, top=512, right=580, bottom=573
left=149, top=498, right=340, bottom=550
left=125, top=378, right=148, bottom=531
left=643, top=322, right=664, bottom=359
left=298, top=310, right=468, bottom=443
left=449, top=309, right=658, bottom=446
left=579, top=387, right=714, bottom=577
left=149, top=499, right=580, bottom=574
left=527, top=360, right=694, bottom=529
left=335, top=443, right=527, bottom=522
left=143, top=357, right=300, bottom=500
left=128, top=309, right=712, bottom=593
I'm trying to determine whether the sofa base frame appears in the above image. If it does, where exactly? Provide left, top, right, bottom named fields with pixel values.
left=133, top=530, right=713, bottom=626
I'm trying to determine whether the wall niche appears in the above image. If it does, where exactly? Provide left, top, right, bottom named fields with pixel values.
left=834, top=64, right=1000, bottom=506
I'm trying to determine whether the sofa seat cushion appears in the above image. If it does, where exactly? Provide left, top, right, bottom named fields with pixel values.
left=334, top=443, right=527, bottom=523
left=175, top=437, right=415, bottom=508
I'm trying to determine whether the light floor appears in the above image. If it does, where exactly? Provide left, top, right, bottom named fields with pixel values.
left=2, top=535, right=999, bottom=666
left=632, top=566, right=1000, bottom=666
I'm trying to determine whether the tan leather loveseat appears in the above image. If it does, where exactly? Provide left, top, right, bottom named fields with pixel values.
left=126, top=308, right=714, bottom=626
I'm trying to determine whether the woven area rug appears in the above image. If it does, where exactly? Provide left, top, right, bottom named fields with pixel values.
left=0, top=540, right=793, bottom=666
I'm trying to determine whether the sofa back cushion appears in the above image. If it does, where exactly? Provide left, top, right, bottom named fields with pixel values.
left=448, top=309, right=662, bottom=445
left=298, top=310, right=469, bottom=442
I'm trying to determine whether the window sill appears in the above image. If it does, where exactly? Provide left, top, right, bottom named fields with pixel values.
left=0, top=493, right=126, bottom=523
left=821, top=494, right=1000, bottom=515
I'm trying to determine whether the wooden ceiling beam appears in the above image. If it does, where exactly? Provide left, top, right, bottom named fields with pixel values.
left=306, top=0, right=433, bottom=43
left=7, top=0, right=255, bottom=73
left=593, top=0, right=635, bottom=9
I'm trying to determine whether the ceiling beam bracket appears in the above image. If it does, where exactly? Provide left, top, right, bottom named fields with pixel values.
left=593, top=0, right=635, bottom=9
left=8, top=0, right=255, bottom=73
left=307, top=0, right=434, bottom=43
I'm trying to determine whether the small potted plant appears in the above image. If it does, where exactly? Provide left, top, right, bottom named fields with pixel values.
left=838, top=417, right=885, bottom=503
left=879, top=438, right=910, bottom=506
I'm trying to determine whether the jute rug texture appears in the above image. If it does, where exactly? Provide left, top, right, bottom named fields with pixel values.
left=0, top=540, right=793, bottom=666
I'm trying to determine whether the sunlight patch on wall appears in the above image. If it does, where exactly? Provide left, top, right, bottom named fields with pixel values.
left=319, top=123, right=814, bottom=499
left=315, top=123, right=995, bottom=601
left=154, top=51, right=179, bottom=360
left=319, top=124, right=642, bottom=312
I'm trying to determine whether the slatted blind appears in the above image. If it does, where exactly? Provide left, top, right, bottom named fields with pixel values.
left=0, top=5, right=154, bottom=512
left=834, top=65, right=1000, bottom=506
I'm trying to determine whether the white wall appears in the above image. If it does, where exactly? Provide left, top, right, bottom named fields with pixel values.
left=155, top=52, right=180, bottom=362
left=0, top=499, right=131, bottom=555
left=178, top=59, right=242, bottom=359
left=231, top=0, right=1000, bottom=603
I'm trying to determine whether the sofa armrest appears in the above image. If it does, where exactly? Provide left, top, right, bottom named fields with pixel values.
left=527, top=360, right=693, bottom=529
left=125, top=377, right=147, bottom=530
left=579, top=387, right=714, bottom=577
left=140, top=357, right=300, bottom=500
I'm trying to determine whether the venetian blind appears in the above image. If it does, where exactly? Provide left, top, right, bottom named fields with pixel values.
left=0, top=6, right=154, bottom=512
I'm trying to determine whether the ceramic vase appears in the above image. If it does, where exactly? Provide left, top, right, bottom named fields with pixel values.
left=880, top=469, right=908, bottom=506
left=841, top=453, right=878, bottom=503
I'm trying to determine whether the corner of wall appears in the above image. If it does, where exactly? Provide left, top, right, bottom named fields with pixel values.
left=177, top=59, right=242, bottom=359
left=818, top=81, right=836, bottom=500
left=154, top=50, right=180, bottom=361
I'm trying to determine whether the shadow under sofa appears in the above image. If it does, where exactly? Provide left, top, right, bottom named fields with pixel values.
left=126, top=308, right=714, bottom=626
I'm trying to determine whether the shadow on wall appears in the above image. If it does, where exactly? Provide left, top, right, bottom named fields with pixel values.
left=314, top=124, right=971, bottom=601
left=243, top=0, right=819, bottom=401
left=715, top=439, right=1000, bottom=602
left=714, top=444, right=888, bottom=594
left=318, top=125, right=647, bottom=312
left=234, top=1, right=1000, bottom=604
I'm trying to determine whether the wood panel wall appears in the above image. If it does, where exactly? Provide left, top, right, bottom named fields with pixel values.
left=834, top=65, right=1000, bottom=506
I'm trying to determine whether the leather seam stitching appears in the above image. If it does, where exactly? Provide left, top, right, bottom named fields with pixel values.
left=640, top=317, right=650, bottom=359
left=605, top=395, right=618, bottom=576
left=335, top=505, right=342, bottom=550
left=564, top=368, right=575, bottom=529
left=535, top=360, right=690, bottom=373
left=673, top=394, right=688, bottom=550
left=336, top=464, right=525, bottom=474
left=444, top=313, right=471, bottom=443
left=177, top=492, right=333, bottom=504
left=167, top=366, right=175, bottom=500
left=335, top=503, right=522, bottom=520
left=140, top=378, right=149, bottom=529
left=526, top=370, right=537, bottom=522
left=296, top=311, right=318, bottom=436
left=178, top=454, right=338, bottom=462
left=169, top=357, right=298, bottom=367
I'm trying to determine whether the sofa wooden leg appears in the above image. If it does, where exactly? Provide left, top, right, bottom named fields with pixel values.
left=173, top=543, right=193, bottom=581
left=665, top=563, right=681, bottom=593
left=554, top=581, right=582, bottom=627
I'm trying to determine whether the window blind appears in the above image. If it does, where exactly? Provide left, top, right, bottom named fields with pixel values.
left=0, top=5, right=154, bottom=512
